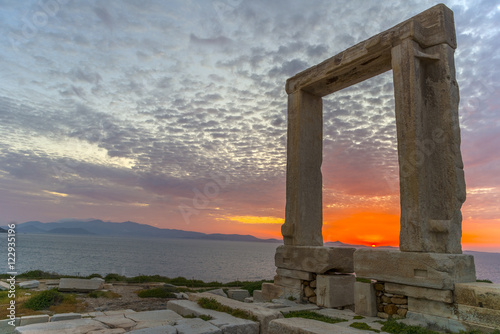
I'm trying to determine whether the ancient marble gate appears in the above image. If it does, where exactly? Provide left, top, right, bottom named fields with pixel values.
left=265, top=4, right=479, bottom=323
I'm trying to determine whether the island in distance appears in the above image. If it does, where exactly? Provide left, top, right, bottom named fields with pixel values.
left=5, top=219, right=284, bottom=243
left=2, top=219, right=394, bottom=248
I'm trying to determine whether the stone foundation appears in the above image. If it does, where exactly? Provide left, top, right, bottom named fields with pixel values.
left=374, top=282, right=408, bottom=319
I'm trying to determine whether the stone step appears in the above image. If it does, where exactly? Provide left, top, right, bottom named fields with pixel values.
left=167, top=299, right=259, bottom=334
left=14, top=318, right=108, bottom=334
left=268, top=318, right=380, bottom=334
left=174, top=318, right=221, bottom=334
left=189, top=292, right=283, bottom=333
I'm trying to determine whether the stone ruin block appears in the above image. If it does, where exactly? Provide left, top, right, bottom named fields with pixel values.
left=316, top=274, right=355, bottom=308
left=275, top=245, right=355, bottom=274
left=354, top=281, right=377, bottom=317
left=354, top=249, right=476, bottom=290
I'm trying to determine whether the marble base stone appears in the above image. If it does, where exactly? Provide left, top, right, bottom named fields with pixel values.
left=385, top=282, right=454, bottom=303
left=354, top=281, right=377, bottom=316
left=454, top=283, right=500, bottom=310
left=316, top=274, right=355, bottom=308
left=354, top=249, right=476, bottom=289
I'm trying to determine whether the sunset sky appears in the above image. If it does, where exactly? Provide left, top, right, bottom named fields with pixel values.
left=1, top=0, right=499, bottom=252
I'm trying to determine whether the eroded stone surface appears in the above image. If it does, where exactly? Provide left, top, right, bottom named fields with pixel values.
left=385, top=282, right=453, bottom=303
left=316, top=275, right=355, bottom=308
left=174, top=318, right=221, bottom=334
left=454, top=283, right=500, bottom=310
left=58, top=278, right=103, bottom=292
left=354, top=249, right=476, bottom=289
left=276, top=268, right=313, bottom=281
left=189, top=292, right=283, bottom=334
left=14, top=319, right=106, bottom=334
left=126, top=310, right=183, bottom=330
left=94, top=315, right=136, bottom=330
left=275, top=246, right=355, bottom=273
left=354, top=281, right=377, bottom=317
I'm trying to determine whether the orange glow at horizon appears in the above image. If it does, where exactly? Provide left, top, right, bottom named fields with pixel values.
left=323, top=211, right=400, bottom=247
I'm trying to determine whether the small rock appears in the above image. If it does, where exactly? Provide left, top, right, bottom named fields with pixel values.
left=397, top=308, right=408, bottom=317
left=310, top=280, right=317, bottom=288
left=375, top=283, right=385, bottom=291
left=0, top=281, right=10, bottom=291
left=391, top=297, right=407, bottom=305
left=308, top=296, right=317, bottom=304
left=377, top=312, right=389, bottom=319
left=206, top=288, right=227, bottom=298
left=227, top=289, right=250, bottom=301
left=304, top=286, right=315, bottom=298
left=382, top=296, right=392, bottom=303
left=384, top=304, right=398, bottom=315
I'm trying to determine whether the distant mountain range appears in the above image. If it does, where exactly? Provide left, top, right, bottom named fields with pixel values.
left=2, top=219, right=397, bottom=248
left=5, top=219, right=282, bottom=243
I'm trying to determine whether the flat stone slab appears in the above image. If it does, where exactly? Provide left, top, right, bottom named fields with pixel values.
left=58, top=278, right=103, bottom=292
left=103, top=310, right=136, bottom=316
left=126, top=310, right=183, bottom=330
left=276, top=269, right=313, bottom=281
left=19, top=315, right=49, bottom=326
left=275, top=246, right=355, bottom=273
left=385, top=282, right=453, bottom=303
left=227, top=289, right=250, bottom=302
left=457, top=304, right=500, bottom=328
left=14, top=318, right=107, bottom=334
left=206, top=289, right=227, bottom=298
left=174, top=318, right=222, bottom=334
left=455, top=282, right=500, bottom=310
left=93, top=315, right=137, bottom=330
left=354, top=249, right=476, bottom=289
left=18, top=281, right=40, bottom=289
left=189, top=292, right=283, bottom=334
left=167, top=299, right=259, bottom=334
left=50, top=313, right=82, bottom=322
left=128, top=325, right=178, bottom=334
left=277, top=304, right=320, bottom=314
left=268, top=317, right=378, bottom=334
left=0, top=281, right=10, bottom=291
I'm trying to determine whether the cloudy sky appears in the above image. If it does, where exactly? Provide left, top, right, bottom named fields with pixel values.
left=1, top=0, right=499, bottom=251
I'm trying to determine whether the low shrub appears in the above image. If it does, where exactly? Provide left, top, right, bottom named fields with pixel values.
left=24, top=289, right=64, bottom=310
left=137, top=287, right=176, bottom=298
left=476, top=279, right=493, bottom=283
left=350, top=322, right=379, bottom=332
left=104, top=273, right=127, bottom=282
left=88, top=291, right=121, bottom=298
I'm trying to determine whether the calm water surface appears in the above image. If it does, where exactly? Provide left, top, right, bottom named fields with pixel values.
left=2, top=234, right=499, bottom=283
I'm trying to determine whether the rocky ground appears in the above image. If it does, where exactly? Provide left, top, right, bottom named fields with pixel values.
left=81, top=283, right=172, bottom=312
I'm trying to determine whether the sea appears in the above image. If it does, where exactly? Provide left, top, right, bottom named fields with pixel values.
left=2, top=234, right=500, bottom=283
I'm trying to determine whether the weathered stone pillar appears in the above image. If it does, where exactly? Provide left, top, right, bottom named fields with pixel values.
left=282, top=90, right=323, bottom=246
left=392, top=39, right=465, bottom=254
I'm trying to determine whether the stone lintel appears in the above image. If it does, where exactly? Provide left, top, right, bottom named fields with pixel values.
left=354, top=249, right=476, bottom=290
left=454, top=283, right=500, bottom=310
left=385, top=282, right=454, bottom=303
left=276, top=268, right=314, bottom=281
left=275, top=246, right=355, bottom=274
left=285, top=4, right=456, bottom=96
